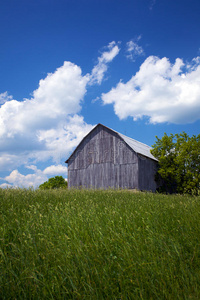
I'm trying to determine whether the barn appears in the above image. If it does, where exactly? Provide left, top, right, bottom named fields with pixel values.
left=65, top=123, right=158, bottom=191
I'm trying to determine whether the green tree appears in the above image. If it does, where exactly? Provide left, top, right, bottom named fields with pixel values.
left=151, top=132, right=200, bottom=195
left=39, top=176, right=68, bottom=190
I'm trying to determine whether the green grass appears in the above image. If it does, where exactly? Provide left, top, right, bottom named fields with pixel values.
left=0, top=188, right=200, bottom=299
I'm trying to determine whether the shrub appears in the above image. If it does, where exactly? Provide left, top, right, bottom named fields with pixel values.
left=39, top=176, right=68, bottom=189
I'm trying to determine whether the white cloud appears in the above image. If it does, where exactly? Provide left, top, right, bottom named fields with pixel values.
left=0, top=62, right=89, bottom=139
left=0, top=115, right=93, bottom=173
left=102, top=55, right=200, bottom=124
left=0, top=154, right=26, bottom=172
left=126, top=36, right=144, bottom=62
left=43, top=164, right=68, bottom=176
left=90, top=41, right=120, bottom=85
left=31, top=61, right=89, bottom=117
left=0, top=41, right=120, bottom=187
left=91, top=96, right=100, bottom=103
left=36, top=115, right=94, bottom=163
left=0, top=61, right=93, bottom=173
left=2, top=164, right=68, bottom=188
left=3, top=168, right=48, bottom=188
left=0, top=41, right=118, bottom=175
left=0, top=91, right=13, bottom=105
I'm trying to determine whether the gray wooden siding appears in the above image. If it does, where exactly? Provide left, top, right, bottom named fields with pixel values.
left=68, top=125, right=139, bottom=189
left=138, top=155, right=157, bottom=191
left=68, top=163, right=139, bottom=189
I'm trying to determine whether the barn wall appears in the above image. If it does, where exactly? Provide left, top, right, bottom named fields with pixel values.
left=68, top=125, right=139, bottom=189
left=68, top=163, right=138, bottom=189
left=138, top=155, right=158, bottom=192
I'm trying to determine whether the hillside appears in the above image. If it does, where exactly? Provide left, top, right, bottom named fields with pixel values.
left=0, top=189, right=200, bottom=299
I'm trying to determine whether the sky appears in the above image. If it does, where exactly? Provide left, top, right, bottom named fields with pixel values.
left=0, top=0, right=200, bottom=188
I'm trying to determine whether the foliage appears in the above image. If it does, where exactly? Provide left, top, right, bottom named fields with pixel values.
left=39, top=175, right=68, bottom=189
left=151, top=132, right=200, bottom=194
left=0, top=188, right=200, bottom=299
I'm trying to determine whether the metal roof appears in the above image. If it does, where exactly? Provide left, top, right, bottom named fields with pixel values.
left=117, top=132, right=157, bottom=161
left=66, top=123, right=157, bottom=163
left=96, top=124, right=157, bottom=161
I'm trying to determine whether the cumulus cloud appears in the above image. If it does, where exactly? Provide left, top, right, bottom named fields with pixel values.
left=0, top=62, right=89, bottom=139
left=126, top=36, right=144, bottom=62
left=102, top=56, right=200, bottom=124
left=1, top=164, right=68, bottom=188
left=3, top=169, right=48, bottom=188
left=36, top=115, right=94, bottom=163
left=0, top=61, right=93, bottom=173
left=0, top=41, right=118, bottom=172
left=0, top=41, right=120, bottom=187
left=90, top=41, right=120, bottom=85
left=43, top=164, right=68, bottom=176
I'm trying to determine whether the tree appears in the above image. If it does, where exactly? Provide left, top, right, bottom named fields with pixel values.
left=151, top=132, right=200, bottom=195
left=39, top=176, right=68, bottom=190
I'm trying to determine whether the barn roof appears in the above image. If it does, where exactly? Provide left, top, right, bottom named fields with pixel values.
left=117, top=132, right=157, bottom=161
left=66, top=123, right=157, bottom=163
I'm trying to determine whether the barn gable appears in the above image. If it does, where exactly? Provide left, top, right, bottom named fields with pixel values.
left=66, top=124, right=158, bottom=191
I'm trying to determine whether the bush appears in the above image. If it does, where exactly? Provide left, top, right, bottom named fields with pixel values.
left=151, top=132, right=200, bottom=194
left=39, top=176, right=68, bottom=189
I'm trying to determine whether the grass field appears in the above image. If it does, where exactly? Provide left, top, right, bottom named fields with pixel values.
left=0, top=188, right=200, bottom=299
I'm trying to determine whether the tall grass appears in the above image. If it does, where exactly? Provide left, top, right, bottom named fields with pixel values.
left=0, top=188, right=200, bottom=299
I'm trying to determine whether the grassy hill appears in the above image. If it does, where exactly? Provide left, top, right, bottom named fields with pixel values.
left=0, top=188, right=200, bottom=299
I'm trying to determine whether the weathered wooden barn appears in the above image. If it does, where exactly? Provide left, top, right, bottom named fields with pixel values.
left=65, top=124, right=158, bottom=191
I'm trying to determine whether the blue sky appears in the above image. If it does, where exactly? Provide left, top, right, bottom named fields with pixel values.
left=0, top=0, right=200, bottom=188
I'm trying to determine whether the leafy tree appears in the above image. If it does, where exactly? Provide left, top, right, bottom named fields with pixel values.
left=151, top=132, right=200, bottom=195
left=39, top=176, right=68, bottom=190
